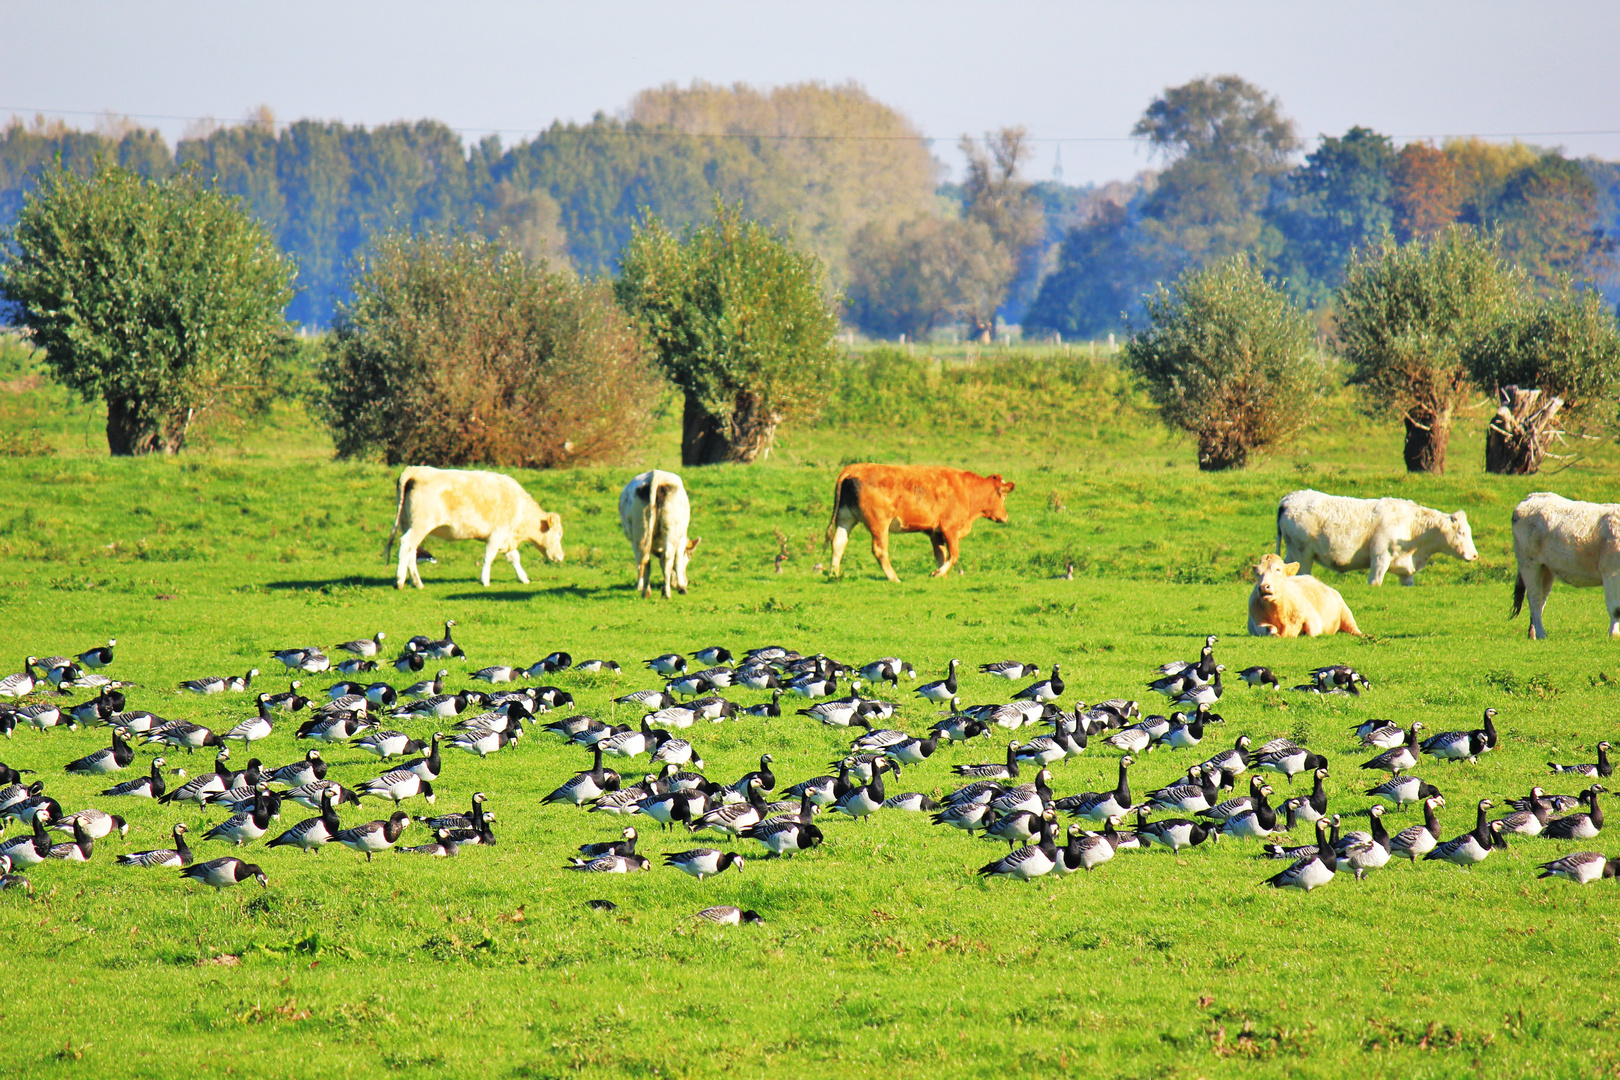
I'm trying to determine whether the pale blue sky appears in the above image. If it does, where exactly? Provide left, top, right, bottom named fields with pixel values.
left=4, top=0, right=1618, bottom=185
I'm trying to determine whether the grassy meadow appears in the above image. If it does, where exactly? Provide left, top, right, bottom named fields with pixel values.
left=3, top=342, right=1620, bottom=1078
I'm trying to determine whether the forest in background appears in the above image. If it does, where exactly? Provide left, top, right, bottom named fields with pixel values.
left=1, top=77, right=1617, bottom=334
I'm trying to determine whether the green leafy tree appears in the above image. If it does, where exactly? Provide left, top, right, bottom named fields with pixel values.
left=0, top=162, right=294, bottom=455
left=845, top=213, right=1008, bottom=340
left=1023, top=202, right=1137, bottom=337
left=1121, top=254, right=1321, bottom=470
left=957, top=127, right=1044, bottom=339
left=1133, top=75, right=1300, bottom=275
left=322, top=230, right=657, bottom=467
left=616, top=202, right=841, bottom=466
left=1335, top=226, right=1525, bottom=474
left=1268, top=126, right=1395, bottom=302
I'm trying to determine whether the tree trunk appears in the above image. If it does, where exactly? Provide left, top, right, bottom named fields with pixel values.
left=1402, top=406, right=1451, bottom=474
left=679, top=391, right=782, bottom=467
left=1486, top=385, right=1564, bottom=475
left=105, top=397, right=184, bottom=456
left=1197, top=424, right=1247, bottom=471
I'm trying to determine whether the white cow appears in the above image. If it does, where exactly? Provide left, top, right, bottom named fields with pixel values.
left=385, top=466, right=564, bottom=589
left=1276, top=489, right=1477, bottom=586
left=619, top=470, right=699, bottom=599
left=1511, top=492, right=1620, bottom=639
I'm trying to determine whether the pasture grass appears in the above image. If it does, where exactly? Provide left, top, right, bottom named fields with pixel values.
left=2, top=350, right=1620, bottom=1078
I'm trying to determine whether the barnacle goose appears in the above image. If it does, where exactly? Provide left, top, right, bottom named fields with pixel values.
left=1492, top=797, right=1551, bottom=837
left=566, top=853, right=651, bottom=873
left=1013, top=664, right=1064, bottom=703
left=730, top=754, right=776, bottom=796
left=1364, top=774, right=1442, bottom=808
left=858, top=658, right=915, bottom=686
left=931, top=799, right=995, bottom=833
left=1065, top=815, right=1128, bottom=871
left=75, top=639, right=115, bottom=670
left=578, top=826, right=638, bottom=859
left=1356, top=720, right=1407, bottom=750
left=884, top=735, right=938, bottom=766
left=914, top=659, right=960, bottom=703
left=65, top=728, right=134, bottom=776
left=1537, top=851, right=1620, bottom=885
left=1173, top=668, right=1224, bottom=708
left=1134, top=810, right=1210, bottom=852
left=981, top=660, right=1040, bottom=680
left=831, top=762, right=887, bottom=823
left=0, top=814, right=53, bottom=867
left=978, top=812, right=1059, bottom=880
left=1199, top=735, right=1252, bottom=778
left=50, top=807, right=129, bottom=840
left=1263, top=820, right=1338, bottom=891
left=179, top=668, right=259, bottom=695
left=158, top=752, right=234, bottom=806
left=1060, top=756, right=1134, bottom=823
left=694, top=779, right=770, bottom=835
left=408, top=621, right=462, bottom=660
left=1255, top=744, right=1330, bottom=781
left=1425, top=798, right=1499, bottom=866
left=1238, top=666, right=1278, bottom=689
left=543, top=747, right=621, bottom=805
left=1388, top=795, right=1446, bottom=861
left=268, top=789, right=345, bottom=853
left=71, top=688, right=127, bottom=726
left=202, top=787, right=276, bottom=846
left=1332, top=805, right=1392, bottom=879
left=574, top=659, right=622, bottom=674
left=283, top=781, right=361, bottom=811
left=296, top=714, right=372, bottom=744
left=266, top=750, right=326, bottom=789
left=354, top=729, right=426, bottom=760
left=333, top=811, right=411, bottom=861
left=119, top=823, right=193, bottom=868
left=334, top=632, right=387, bottom=658
left=1214, top=782, right=1281, bottom=839
left=953, top=741, right=1021, bottom=781
left=1508, top=787, right=1582, bottom=816
left=1293, top=768, right=1331, bottom=824
left=447, top=724, right=520, bottom=758
left=0, top=658, right=40, bottom=698
left=1420, top=708, right=1498, bottom=763
left=1544, top=786, right=1605, bottom=840
left=882, top=792, right=939, bottom=812
left=402, top=669, right=449, bottom=700
left=742, top=690, right=785, bottom=718
left=221, top=696, right=276, bottom=745
left=46, top=817, right=95, bottom=861
left=471, top=665, right=520, bottom=685
left=1146, top=765, right=1220, bottom=815
left=398, top=827, right=459, bottom=857
left=180, top=857, right=267, bottom=889
left=801, top=686, right=868, bottom=727
left=665, top=849, right=746, bottom=879
left=102, top=757, right=167, bottom=799
left=358, top=769, right=436, bottom=806
left=650, top=735, right=697, bottom=768
left=694, top=905, right=765, bottom=925
left=983, top=808, right=1045, bottom=849
left=1549, top=742, right=1613, bottom=779
left=991, top=769, right=1053, bottom=816
left=646, top=654, right=687, bottom=676
left=666, top=672, right=714, bottom=699
left=393, top=650, right=427, bottom=675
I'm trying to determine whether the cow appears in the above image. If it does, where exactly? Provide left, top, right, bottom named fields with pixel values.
left=619, top=470, right=700, bottom=599
left=826, top=464, right=1015, bottom=582
left=1510, top=492, right=1620, bottom=639
left=1248, top=553, right=1362, bottom=638
left=1276, top=489, right=1477, bottom=587
left=384, top=466, right=564, bottom=590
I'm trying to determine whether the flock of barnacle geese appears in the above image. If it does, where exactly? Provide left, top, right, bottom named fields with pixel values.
left=1, top=627, right=1615, bottom=920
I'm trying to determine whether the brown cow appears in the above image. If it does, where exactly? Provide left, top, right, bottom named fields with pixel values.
left=826, top=464, right=1015, bottom=581
left=1248, top=553, right=1362, bottom=637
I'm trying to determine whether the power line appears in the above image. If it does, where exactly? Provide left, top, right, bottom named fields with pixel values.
left=5, top=105, right=1620, bottom=147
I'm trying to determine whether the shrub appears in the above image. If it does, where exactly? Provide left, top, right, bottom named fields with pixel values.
left=616, top=201, right=841, bottom=466
left=322, top=231, right=659, bottom=467
left=1121, top=255, right=1321, bottom=470
left=1464, top=284, right=1620, bottom=419
left=1335, top=226, right=1524, bottom=474
left=0, top=163, right=294, bottom=455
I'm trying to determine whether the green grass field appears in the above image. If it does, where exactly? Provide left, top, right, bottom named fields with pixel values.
left=4, top=345, right=1620, bottom=1079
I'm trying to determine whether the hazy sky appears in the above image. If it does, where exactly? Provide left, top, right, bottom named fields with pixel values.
left=5, top=1, right=1619, bottom=185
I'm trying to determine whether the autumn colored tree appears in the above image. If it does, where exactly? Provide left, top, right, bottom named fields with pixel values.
left=1391, top=143, right=1462, bottom=241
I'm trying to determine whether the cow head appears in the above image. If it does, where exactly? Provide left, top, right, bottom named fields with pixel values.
left=1253, top=552, right=1300, bottom=602
left=1442, top=510, right=1478, bottom=562
left=984, top=475, right=1016, bottom=523
left=526, top=511, right=566, bottom=563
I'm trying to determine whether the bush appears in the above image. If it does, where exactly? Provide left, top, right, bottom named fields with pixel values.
left=322, top=231, right=659, bottom=467
left=1464, top=284, right=1620, bottom=421
left=1121, top=255, right=1321, bottom=470
left=616, top=201, right=841, bottom=466
left=0, top=163, right=294, bottom=455
left=1335, top=226, right=1524, bottom=473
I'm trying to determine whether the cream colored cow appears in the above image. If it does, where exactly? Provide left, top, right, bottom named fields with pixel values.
left=385, top=466, right=564, bottom=589
left=1248, top=553, right=1362, bottom=638
left=619, top=470, right=699, bottom=598
left=1511, top=492, right=1620, bottom=639
left=1276, top=490, right=1477, bottom=586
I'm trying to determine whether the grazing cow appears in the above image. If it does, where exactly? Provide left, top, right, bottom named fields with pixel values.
left=827, top=464, right=1015, bottom=581
left=1277, top=490, right=1477, bottom=586
left=1510, top=492, right=1620, bottom=639
left=619, top=470, right=700, bottom=599
left=1248, top=553, right=1362, bottom=638
left=385, top=466, right=564, bottom=590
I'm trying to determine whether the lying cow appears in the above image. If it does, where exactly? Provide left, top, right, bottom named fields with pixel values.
left=1511, top=492, right=1620, bottom=639
left=827, top=464, right=1014, bottom=581
left=619, top=470, right=700, bottom=599
left=385, top=466, right=564, bottom=589
left=1248, top=553, right=1362, bottom=637
left=1276, top=489, right=1477, bottom=586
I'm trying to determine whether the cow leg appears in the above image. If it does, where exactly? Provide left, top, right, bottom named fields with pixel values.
left=829, top=507, right=855, bottom=577
left=480, top=537, right=503, bottom=587
left=931, top=530, right=960, bottom=577
left=1604, top=572, right=1620, bottom=638
left=396, top=527, right=429, bottom=589
left=869, top=518, right=900, bottom=582
left=506, top=549, right=530, bottom=585
left=661, top=541, right=676, bottom=599
left=1367, top=551, right=1390, bottom=587
left=1525, top=563, right=1553, bottom=640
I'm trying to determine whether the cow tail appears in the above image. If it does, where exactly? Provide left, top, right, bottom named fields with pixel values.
left=826, top=474, right=860, bottom=547
left=384, top=475, right=414, bottom=562
left=1275, top=501, right=1285, bottom=555
left=1511, top=571, right=1526, bottom=620
left=643, top=482, right=667, bottom=567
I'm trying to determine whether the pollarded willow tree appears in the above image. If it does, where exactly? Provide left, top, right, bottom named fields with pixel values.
left=1335, top=226, right=1524, bottom=474
left=1122, top=254, right=1322, bottom=471
left=323, top=230, right=659, bottom=467
left=616, top=202, right=842, bottom=466
left=0, top=163, right=295, bottom=454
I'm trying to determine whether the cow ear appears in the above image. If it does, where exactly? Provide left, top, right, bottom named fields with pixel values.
left=1283, top=561, right=1301, bottom=576
left=686, top=537, right=702, bottom=553
left=1453, top=511, right=1467, bottom=524
left=537, top=517, right=551, bottom=533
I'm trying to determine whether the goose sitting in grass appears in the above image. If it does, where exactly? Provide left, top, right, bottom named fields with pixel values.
left=694, top=905, right=765, bottom=925
left=1420, top=708, right=1499, bottom=763
left=402, top=670, right=449, bottom=700
left=179, top=668, right=259, bottom=695
left=566, top=853, right=651, bottom=873
left=398, top=827, right=459, bottom=857
left=1544, top=786, right=1605, bottom=841
left=180, top=857, right=267, bottom=889
left=978, top=813, right=1059, bottom=880
left=101, top=757, right=167, bottom=799
left=46, top=817, right=95, bottom=862
left=1133, top=810, right=1210, bottom=852
left=953, top=741, right=1021, bottom=781
left=408, top=621, right=463, bottom=660
left=65, top=728, right=134, bottom=776
left=1263, top=820, right=1338, bottom=891
left=577, top=826, right=638, bottom=860
left=267, top=790, right=344, bottom=853
left=573, top=659, right=622, bottom=675
left=1549, top=742, right=1613, bottom=779
left=0, top=815, right=52, bottom=867
left=118, top=823, right=192, bottom=868
left=1536, top=851, right=1620, bottom=885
